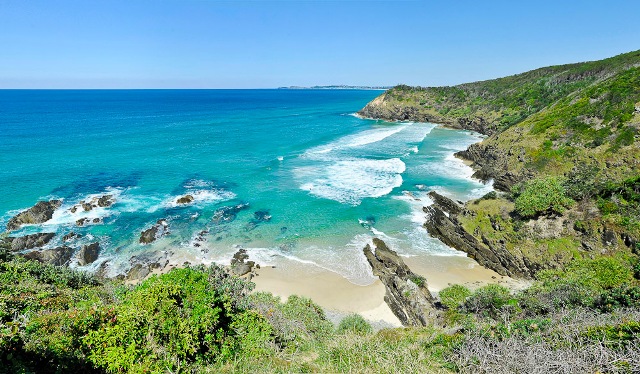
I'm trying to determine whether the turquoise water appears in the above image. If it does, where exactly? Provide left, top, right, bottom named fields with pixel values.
left=0, top=89, right=491, bottom=284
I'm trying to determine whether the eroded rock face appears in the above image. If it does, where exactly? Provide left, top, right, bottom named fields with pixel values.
left=423, top=196, right=532, bottom=278
left=428, top=191, right=462, bottom=215
left=23, top=246, right=73, bottom=266
left=125, top=252, right=170, bottom=281
left=6, top=200, right=62, bottom=231
left=4, top=232, right=56, bottom=251
left=139, top=219, right=169, bottom=244
left=77, top=242, right=100, bottom=266
left=363, top=238, right=439, bottom=327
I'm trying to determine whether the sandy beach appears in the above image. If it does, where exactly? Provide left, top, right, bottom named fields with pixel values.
left=251, top=250, right=530, bottom=327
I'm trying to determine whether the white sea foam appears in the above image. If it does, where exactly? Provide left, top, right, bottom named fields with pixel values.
left=304, top=124, right=408, bottom=156
left=298, top=158, right=406, bottom=205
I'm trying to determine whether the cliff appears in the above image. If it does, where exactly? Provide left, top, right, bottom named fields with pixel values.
left=361, top=50, right=640, bottom=278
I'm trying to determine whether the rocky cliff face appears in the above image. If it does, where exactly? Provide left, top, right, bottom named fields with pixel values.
left=6, top=200, right=62, bottom=231
left=423, top=193, right=532, bottom=278
left=363, top=238, right=439, bottom=326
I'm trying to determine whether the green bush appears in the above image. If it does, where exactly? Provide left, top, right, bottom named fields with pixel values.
left=83, top=267, right=271, bottom=372
left=463, top=284, right=516, bottom=318
left=595, top=286, right=640, bottom=312
left=439, top=284, right=471, bottom=310
left=514, top=177, right=574, bottom=218
left=336, top=314, right=372, bottom=335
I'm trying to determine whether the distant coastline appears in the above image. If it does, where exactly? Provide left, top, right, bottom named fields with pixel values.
left=278, top=85, right=391, bottom=90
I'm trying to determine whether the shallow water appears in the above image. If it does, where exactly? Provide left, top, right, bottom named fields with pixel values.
left=0, top=89, right=492, bottom=284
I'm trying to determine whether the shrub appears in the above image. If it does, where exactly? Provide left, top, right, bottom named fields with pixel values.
left=439, top=285, right=471, bottom=310
left=463, top=284, right=516, bottom=318
left=336, top=314, right=372, bottom=335
left=595, top=286, right=640, bottom=312
left=514, top=177, right=574, bottom=218
left=83, top=266, right=271, bottom=372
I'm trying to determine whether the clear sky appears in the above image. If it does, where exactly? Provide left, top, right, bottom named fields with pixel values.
left=0, top=0, right=638, bottom=88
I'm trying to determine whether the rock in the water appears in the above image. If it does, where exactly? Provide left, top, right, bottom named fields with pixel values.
left=77, top=242, right=100, bottom=266
left=76, top=218, right=89, bottom=226
left=176, top=194, right=195, bottom=204
left=71, top=195, right=115, bottom=213
left=63, top=232, right=82, bottom=242
left=4, top=232, right=56, bottom=251
left=23, top=246, right=73, bottom=266
left=139, top=219, right=169, bottom=244
left=212, top=203, right=250, bottom=224
left=363, top=238, right=439, bottom=327
left=6, top=200, right=62, bottom=231
left=253, top=209, right=272, bottom=222
left=97, top=195, right=114, bottom=207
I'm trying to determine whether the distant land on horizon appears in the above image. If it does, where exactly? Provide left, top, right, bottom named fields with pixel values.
left=277, top=85, right=392, bottom=90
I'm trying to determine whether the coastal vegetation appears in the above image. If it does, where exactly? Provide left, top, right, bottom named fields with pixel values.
left=2, top=248, right=639, bottom=373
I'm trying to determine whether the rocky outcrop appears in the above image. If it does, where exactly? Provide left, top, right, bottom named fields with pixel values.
left=230, top=248, right=256, bottom=276
left=77, top=242, right=100, bottom=266
left=363, top=238, right=439, bottom=327
left=423, top=196, right=532, bottom=278
left=70, top=195, right=115, bottom=213
left=23, top=246, right=73, bottom=266
left=6, top=200, right=62, bottom=231
left=125, top=251, right=170, bottom=281
left=176, top=195, right=194, bottom=204
left=428, top=191, right=462, bottom=215
left=139, top=219, right=169, bottom=244
left=4, top=232, right=56, bottom=251
left=63, top=232, right=81, bottom=242
left=76, top=217, right=103, bottom=227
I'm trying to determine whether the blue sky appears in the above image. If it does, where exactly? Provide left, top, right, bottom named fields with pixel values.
left=0, top=0, right=638, bottom=88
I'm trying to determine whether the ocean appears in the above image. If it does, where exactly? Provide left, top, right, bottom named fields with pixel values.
left=0, top=89, right=492, bottom=284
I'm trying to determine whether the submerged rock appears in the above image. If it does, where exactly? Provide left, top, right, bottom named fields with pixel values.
left=6, top=200, right=62, bottom=231
left=23, top=246, right=74, bottom=266
left=4, top=232, right=56, bottom=251
left=139, top=219, right=169, bottom=244
left=176, top=194, right=194, bottom=204
left=212, top=203, right=250, bottom=224
left=363, top=238, right=439, bottom=327
left=77, top=242, right=100, bottom=266
left=253, top=209, right=272, bottom=222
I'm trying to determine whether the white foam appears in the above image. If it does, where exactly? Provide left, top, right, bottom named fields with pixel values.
left=298, top=158, right=406, bottom=205
left=304, top=124, right=409, bottom=156
left=163, top=189, right=236, bottom=209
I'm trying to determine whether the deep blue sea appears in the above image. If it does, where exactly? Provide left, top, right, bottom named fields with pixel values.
left=0, top=89, right=491, bottom=284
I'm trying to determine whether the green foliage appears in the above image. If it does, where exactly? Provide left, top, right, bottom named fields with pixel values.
left=84, top=267, right=270, bottom=372
left=595, top=286, right=640, bottom=312
left=249, top=292, right=333, bottom=349
left=409, top=275, right=426, bottom=287
left=463, top=284, right=517, bottom=318
left=439, top=284, right=471, bottom=310
left=336, top=314, right=372, bottom=335
left=513, top=176, right=574, bottom=218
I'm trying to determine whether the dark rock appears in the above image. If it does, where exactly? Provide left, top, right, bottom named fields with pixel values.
left=602, top=229, right=617, bottom=246
left=23, top=246, right=73, bottom=266
left=176, top=194, right=195, bottom=204
left=139, top=219, right=169, bottom=244
left=70, top=206, right=78, bottom=213
left=253, top=209, right=272, bottom=222
left=97, top=195, right=114, bottom=207
left=4, top=232, right=55, bottom=251
left=125, top=252, right=170, bottom=281
left=77, top=242, right=100, bottom=266
left=230, top=248, right=255, bottom=276
left=364, top=238, right=439, bottom=327
left=92, top=218, right=102, bottom=224
left=6, top=200, right=62, bottom=231
left=63, top=232, right=82, bottom=242
left=360, top=216, right=376, bottom=229
left=76, top=218, right=89, bottom=226
left=427, top=191, right=462, bottom=215
left=82, top=202, right=93, bottom=211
